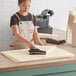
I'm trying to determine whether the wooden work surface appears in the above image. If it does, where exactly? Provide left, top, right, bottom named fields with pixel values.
left=0, top=28, right=76, bottom=72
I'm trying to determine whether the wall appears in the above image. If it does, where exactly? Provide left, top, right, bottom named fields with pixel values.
left=0, top=0, right=76, bottom=51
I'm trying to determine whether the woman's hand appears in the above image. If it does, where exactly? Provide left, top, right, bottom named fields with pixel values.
left=28, top=42, right=35, bottom=49
left=38, top=42, right=44, bottom=46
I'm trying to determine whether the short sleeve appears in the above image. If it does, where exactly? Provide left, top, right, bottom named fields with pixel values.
left=10, top=15, right=19, bottom=27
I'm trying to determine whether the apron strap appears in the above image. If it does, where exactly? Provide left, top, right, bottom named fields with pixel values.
left=31, top=15, right=34, bottom=21
left=15, top=13, right=21, bottom=21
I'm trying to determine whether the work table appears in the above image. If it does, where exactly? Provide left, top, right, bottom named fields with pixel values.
left=0, top=44, right=76, bottom=72
left=0, top=28, right=76, bottom=76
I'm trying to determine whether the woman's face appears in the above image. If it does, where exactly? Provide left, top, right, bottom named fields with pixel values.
left=18, top=1, right=31, bottom=12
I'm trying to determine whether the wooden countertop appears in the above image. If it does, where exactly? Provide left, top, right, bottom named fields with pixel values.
left=0, top=28, right=76, bottom=72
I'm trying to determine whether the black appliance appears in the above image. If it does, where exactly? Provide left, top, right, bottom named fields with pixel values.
left=35, top=9, right=54, bottom=34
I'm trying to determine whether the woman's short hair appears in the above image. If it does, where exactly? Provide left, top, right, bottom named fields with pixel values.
left=18, top=0, right=31, bottom=4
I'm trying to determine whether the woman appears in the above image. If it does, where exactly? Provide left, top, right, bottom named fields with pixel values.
left=9, top=0, right=43, bottom=50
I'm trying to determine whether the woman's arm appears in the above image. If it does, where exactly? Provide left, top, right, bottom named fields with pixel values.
left=11, top=25, right=35, bottom=48
left=33, top=26, right=44, bottom=45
